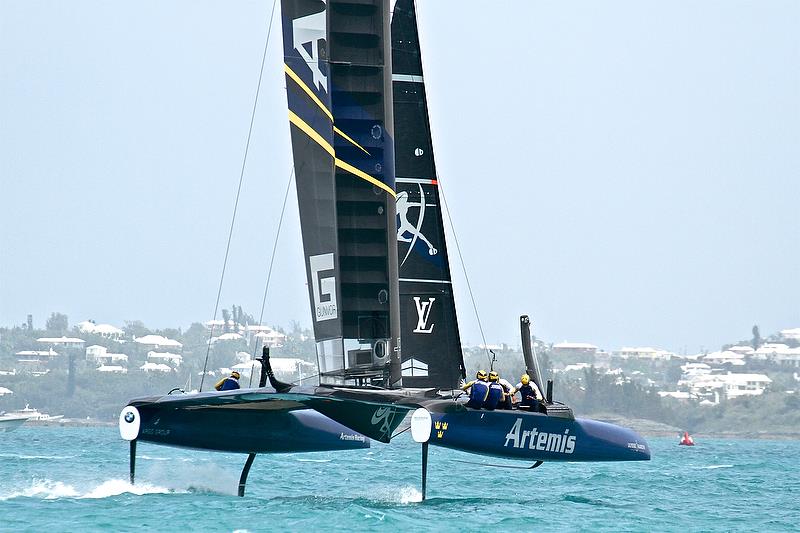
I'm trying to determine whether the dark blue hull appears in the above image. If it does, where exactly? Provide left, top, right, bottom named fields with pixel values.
left=429, top=408, right=650, bottom=462
left=131, top=396, right=369, bottom=453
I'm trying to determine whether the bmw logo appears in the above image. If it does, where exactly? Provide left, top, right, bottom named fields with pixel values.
left=124, top=412, right=135, bottom=423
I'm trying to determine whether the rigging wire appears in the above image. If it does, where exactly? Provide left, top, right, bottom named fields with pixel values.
left=200, top=0, right=279, bottom=391
left=413, top=2, right=492, bottom=368
left=248, top=167, right=295, bottom=388
left=292, top=373, right=319, bottom=386
left=437, top=177, right=492, bottom=367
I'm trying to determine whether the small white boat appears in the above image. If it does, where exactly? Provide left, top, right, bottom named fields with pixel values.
left=5, top=404, right=64, bottom=422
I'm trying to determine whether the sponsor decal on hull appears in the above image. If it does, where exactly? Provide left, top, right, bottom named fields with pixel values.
left=371, top=406, right=397, bottom=440
left=503, top=418, right=576, bottom=454
left=339, top=433, right=366, bottom=442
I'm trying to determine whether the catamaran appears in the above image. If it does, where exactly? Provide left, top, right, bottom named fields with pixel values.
left=119, top=0, right=650, bottom=499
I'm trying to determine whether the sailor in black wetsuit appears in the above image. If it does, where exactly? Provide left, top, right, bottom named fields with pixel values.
left=462, top=370, right=490, bottom=409
left=483, top=371, right=505, bottom=411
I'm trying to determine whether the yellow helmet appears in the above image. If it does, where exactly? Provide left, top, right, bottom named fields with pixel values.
left=231, top=371, right=241, bottom=379
left=520, top=374, right=530, bottom=385
left=488, top=371, right=499, bottom=382
left=476, top=370, right=488, bottom=380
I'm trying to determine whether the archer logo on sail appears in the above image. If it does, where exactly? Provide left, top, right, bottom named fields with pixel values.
left=397, top=185, right=438, bottom=266
left=412, top=296, right=435, bottom=333
left=309, top=253, right=337, bottom=321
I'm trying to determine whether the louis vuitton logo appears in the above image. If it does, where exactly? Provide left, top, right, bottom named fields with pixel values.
left=413, top=296, right=435, bottom=334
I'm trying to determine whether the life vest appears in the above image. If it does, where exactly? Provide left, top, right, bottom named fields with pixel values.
left=219, top=377, right=240, bottom=391
left=483, top=382, right=504, bottom=410
left=518, top=383, right=536, bottom=406
left=466, top=380, right=489, bottom=408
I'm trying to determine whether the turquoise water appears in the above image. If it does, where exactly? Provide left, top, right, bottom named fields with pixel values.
left=1, top=427, right=798, bottom=532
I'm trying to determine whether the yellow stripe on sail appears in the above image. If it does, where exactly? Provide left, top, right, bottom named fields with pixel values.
left=287, top=110, right=394, bottom=198
left=288, top=110, right=335, bottom=158
left=335, top=159, right=396, bottom=198
left=284, top=64, right=334, bottom=122
left=333, top=126, right=371, bottom=156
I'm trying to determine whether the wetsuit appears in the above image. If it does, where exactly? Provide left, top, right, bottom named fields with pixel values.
left=464, top=379, right=489, bottom=409
left=515, top=381, right=542, bottom=410
left=217, top=377, right=240, bottom=391
left=483, top=382, right=505, bottom=410
left=516, top=383, right=536, bottom=409
left=498, top=378, right=515, bottom=410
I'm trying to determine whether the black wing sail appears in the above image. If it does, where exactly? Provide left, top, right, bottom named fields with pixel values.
left=283, top=0, right=402, bottom=387
left=391, top=0, right=466, bottom=389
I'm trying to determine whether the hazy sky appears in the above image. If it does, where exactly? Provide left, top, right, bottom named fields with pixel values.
left=1, top=1, right=798, bottom=353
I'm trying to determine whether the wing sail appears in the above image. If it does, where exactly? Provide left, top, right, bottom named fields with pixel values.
left=281, top=0, right=342, bottom=345
left=391, top=0, right=466, bottom=389
left=283, top=0, right=402, bottom=387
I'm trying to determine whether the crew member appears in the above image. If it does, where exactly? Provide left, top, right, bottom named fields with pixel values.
left=515, top=373, right=543, bottom=410
left=483, top=371, right=505, bottom=410
left=462, top=370, right=490, bottom=409
left=497, top=374, right=516, bottom=410
left=214, top=371, right=241, bottom=391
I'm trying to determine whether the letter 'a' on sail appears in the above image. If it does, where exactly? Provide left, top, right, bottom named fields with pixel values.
left=391, top=0, right=466, bottom=390
left=282, top=0, right=403, bottom=387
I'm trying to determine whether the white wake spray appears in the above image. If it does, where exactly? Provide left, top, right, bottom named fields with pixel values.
left=0, top=478, right=177, bottom=501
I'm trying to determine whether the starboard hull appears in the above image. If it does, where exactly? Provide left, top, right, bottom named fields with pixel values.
left=428, top=408, right=650, bottom=462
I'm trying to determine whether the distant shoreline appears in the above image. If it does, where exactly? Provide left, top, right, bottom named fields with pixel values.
left=579, top=412, right=800, bottom=440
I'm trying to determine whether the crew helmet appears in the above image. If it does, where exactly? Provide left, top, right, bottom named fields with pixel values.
left=520, top=374, right=530, bottom=385
left=488, top=371, right=499, bottom=382
left=231, top=371, right=241, bottom=379
left=476, top=370, right=488, bottom=380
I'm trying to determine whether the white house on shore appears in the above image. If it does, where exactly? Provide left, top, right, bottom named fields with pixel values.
left=37, top=336, right=85, bottom=348
left=147, top=351, right=183, bottom=367
left=702, top=350, right=747, bottom=367
left=134, top=335, right=183, bottom=350
left=97, top=365, right=127, bottom=374
left=252, top=329, right=287, bottom=348
left=613, top=347, right=676, bottom=361
left=86, top=345, right=128, bottom=366
left=15, top=348, right=58, bottom=364
left=139, top=362, right=172, bottom=373
left=551, top=342, right=599, bottom=363
left=780, top=327, right=800, bottom=342
left=679, top=371, right=772, bottom=403
left=77, top=321, right=125, bottom=339
left=753, top=343, right=800, bottom=368
left=208, top=332, right=244, bottom=344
